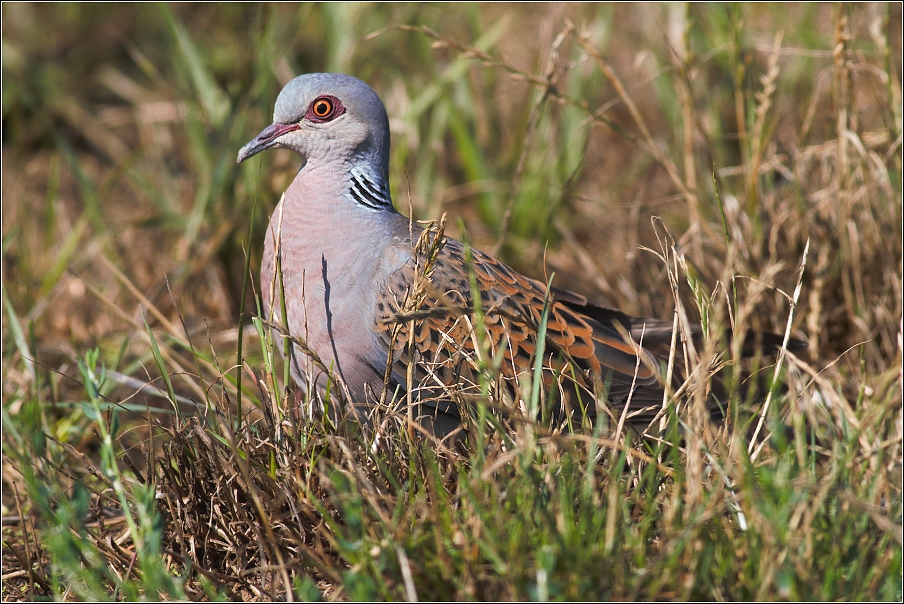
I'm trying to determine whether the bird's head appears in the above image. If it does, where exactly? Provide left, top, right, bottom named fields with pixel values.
left=237, top=73, right=390, bottom=174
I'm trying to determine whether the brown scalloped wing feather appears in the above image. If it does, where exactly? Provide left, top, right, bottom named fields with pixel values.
left=375, top=239, right=672, bottom=426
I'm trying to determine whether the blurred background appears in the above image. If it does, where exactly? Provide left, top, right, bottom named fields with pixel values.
left=2, top=2, right=901, bottom=415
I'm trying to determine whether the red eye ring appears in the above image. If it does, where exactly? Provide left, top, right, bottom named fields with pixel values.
left=305, top=96, right=345, bottom=123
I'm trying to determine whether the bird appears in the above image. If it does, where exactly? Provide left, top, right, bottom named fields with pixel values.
left=237, top=73, right=796, bottom=439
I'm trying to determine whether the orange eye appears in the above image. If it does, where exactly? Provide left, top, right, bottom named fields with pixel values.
left=312, top=98, right=333, bottom=117
left=305, top=95, right=345, bottom=122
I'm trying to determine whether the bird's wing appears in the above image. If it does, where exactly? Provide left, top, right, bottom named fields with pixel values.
left=374, top=236, right=671, bottom=425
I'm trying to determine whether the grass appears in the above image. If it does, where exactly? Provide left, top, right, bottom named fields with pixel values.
left=2, top=3, right=902, bottom=601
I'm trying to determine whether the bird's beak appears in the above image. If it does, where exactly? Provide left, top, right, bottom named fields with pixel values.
left=236, top=122, right=301, bottom=163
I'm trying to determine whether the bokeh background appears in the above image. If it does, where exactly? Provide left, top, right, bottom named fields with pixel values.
left=3, top=3, right=901, bottom=384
